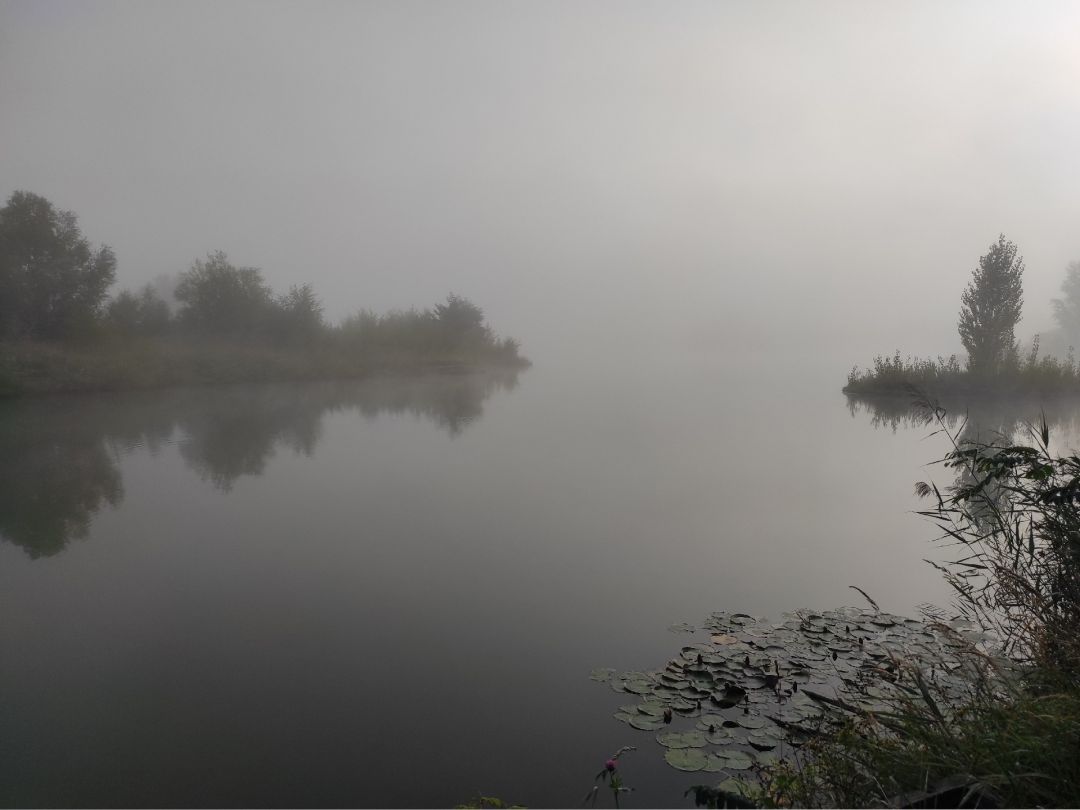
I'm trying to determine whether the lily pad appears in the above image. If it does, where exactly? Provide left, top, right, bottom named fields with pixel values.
left=589, top=667, right=616, bottom=682
left=706, top=728, right=736, bottom=745
left=624, top=679, right=655, bottom=695
left=664, top=747, right=708, bottom=772
left=695, top=714, right=729, bottom=731
left=628, top=714, right=666, bottom=731
left=748, top=733, right=780, bottom=750
left=717, top=751, right=754, bottom=770
left=656, top=730, right=707, bottom=749
left=637, top=702, right=668, bottom=717
left=736, top=715, right=769, bottom=729
left=703, top=753, right=734, bottom=772
left=755, top=749, right=781, bottom=765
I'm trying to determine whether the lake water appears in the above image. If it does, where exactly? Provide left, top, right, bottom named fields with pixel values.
left=3, top=359, right=1079, bottom=807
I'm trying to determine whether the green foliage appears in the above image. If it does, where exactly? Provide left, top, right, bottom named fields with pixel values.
left=760, top=672, right=1080, bottom=808
left=435, top=292, right=490, bottom=348
left=0, top=190, right=116, bottom=339
left=106, top=284, right=172, bottom=337
left=958, top=234, right=1025, bottom=375
left=335, top=295, right=527, bottom=367
left=270, top=283, right=324, bottom=345
left=175, top=251, right=274, bottom=338
left=914, top=402, right=1080, bottom=676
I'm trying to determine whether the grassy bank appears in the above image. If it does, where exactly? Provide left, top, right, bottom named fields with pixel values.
left=843, top=347, right=1080, bottom=396
left=0, top=338, right=530, bottom=398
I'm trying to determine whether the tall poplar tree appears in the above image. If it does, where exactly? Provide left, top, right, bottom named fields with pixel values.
left=958, top=235, right=1024, bottom=375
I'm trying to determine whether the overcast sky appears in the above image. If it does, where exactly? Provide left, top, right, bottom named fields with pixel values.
left=2, top=1, right=1078, bottom=365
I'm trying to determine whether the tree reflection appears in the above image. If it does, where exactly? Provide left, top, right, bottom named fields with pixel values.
left=846, top=390, right=1080, bottom=526
left=845, top=391, right=1080, bottom=450
left=0, top=403, right=123, bottom=558
left=0, top=369, right=520, bottom=557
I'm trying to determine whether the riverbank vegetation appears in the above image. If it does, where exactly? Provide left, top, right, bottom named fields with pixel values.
left=844, top=236, right=1080, bottom=396
left=753, top=399, right=1080, bottom=808
left=0, top=190, right=527, bottom=397
left=844, top=338, right=1080, bottom=397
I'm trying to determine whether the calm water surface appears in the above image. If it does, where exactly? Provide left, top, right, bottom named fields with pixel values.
left=4, top=359, right=1079, bottom=807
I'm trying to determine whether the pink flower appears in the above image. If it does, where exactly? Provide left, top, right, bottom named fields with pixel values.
left=605, top=759, right=617, bottom=772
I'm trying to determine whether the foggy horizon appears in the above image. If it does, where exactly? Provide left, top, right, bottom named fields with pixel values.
left=5, top=4, right=1080, bottom=808
left=3, top=1, right=1078, bottom=367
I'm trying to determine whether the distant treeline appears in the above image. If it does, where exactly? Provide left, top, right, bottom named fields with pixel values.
left=0, top=190, right=527, bottom=395
left=845, top=235, right=1080, bottom=396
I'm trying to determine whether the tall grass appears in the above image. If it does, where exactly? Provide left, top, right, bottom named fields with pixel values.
left=844, top=339, right=1080, bottom=396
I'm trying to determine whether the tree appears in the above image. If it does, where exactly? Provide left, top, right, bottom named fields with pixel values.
left=1051, top=261, right=1080, bottom=348
left=270, top=283, right=324, bottom=345
left=174, top=251, right=273, bottom=337
left=434, top=293, right=489, bottom=348
left=0, top=190, right=116, bottom=339
left=105, top=284, right=172, bottom=337
left=958, top=234, right=1024, bottom=375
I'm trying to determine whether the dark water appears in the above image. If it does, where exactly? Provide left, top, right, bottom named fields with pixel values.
left=4, top=362, right=1079, bottom=807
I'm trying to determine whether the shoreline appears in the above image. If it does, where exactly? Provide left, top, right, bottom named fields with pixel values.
left=0, top=339, right=530, bottom=399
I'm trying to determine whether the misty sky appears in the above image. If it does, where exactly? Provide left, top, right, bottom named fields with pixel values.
left=2, top=1, right=1078, bottom=365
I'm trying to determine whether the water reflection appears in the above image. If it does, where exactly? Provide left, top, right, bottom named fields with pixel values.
left=845, top=391, right=1080, bottom=450
left=845, top=391, right=1080, bottom=530
left=0, top=369, right=520, bottom=558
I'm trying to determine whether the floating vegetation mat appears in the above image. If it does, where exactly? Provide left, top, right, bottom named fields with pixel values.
left=591, top=607, right=1002, bottom=786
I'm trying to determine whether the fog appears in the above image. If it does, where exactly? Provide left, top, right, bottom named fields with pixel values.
left=8, top=5, right=1080, bottom=806
left=3, top=1, right=1078, bottom=369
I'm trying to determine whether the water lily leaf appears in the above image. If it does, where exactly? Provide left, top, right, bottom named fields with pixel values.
left=664, top=747, right=708, bottom=772
left=629, top=714, right=665, bottom=731
left=656, top=730, right=707, bottom=749
left=669, top=622, right=697, bottom=634
left=589, top=667, right=616, bottom=682
left=748, top=733, right=780, bottom=750
left=755, top=749, right=781, bottom=765
left=637, top=702, right=668, bottom=717
left=711, top=634, right=739, bottom=645
left=717, top=751, right=754, bottom=770
left=695, top=714, right=729, bottom=731
left=706, top=728, right=736, bottom=745
left=713, top=684, right=747, bottom=708
left=624, top=678, right=655, bottom=695
left=660, top=672, right=690, bottom=687
left=736, top=715, right=769, bottom=729
left=703, top=753, right=734, bottom=772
